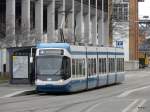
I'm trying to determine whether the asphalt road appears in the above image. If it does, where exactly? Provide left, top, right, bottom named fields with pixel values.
left=0, top=69, right=150, bottom=112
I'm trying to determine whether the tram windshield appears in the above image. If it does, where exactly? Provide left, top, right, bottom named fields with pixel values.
left=36, top=56, right=71, bottom=81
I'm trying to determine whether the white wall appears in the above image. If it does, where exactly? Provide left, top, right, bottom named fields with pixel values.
left=113, top=22, right=129, bottom=61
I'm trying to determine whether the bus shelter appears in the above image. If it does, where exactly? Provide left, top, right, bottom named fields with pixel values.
left=7, top=46, right=36, bottom=84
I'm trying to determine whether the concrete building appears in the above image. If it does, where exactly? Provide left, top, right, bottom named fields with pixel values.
left=112, top=0, right=129, bottom=61
left=0, top=0, right=110, bottom=47
left=112, top=0, right=131, bottom=70
left=112, top=0, right=144, bottom=70
left=0, top=0, right=111, bottom=74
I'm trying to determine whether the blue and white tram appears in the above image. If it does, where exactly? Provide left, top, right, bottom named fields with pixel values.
left=35, top=43, right=125, bottom=93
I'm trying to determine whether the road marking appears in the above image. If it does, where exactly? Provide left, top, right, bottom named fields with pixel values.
left=0, top=90, right=29, bottom=99
left=117, top=85, right=150, bottom=98
left=122, top=99, right=139, bottom=112
left=132, top=99, right=146, bottom=112
left=126, top=74, right=149, bottom=78
left=86, top=102, right=103, bottom=112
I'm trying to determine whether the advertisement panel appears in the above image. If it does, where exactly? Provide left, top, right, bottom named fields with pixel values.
left=13, top=56, right=28, bottom=78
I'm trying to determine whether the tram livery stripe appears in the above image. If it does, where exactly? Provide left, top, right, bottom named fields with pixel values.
left=71, top=51, right=124, bottom=55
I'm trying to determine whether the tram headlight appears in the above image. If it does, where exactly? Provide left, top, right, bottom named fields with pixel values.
left=59, top=79, right=64, bottom=83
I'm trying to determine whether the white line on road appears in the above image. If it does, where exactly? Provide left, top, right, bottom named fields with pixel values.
left=122, top=99, right=139, bottom=112
left=117, top=85, right=150, bottom=98
left=86, top=102, right=103, bottom=112
left=132, top=99, right=146, bottom=112
left=0, top=90, right=30, bottom=99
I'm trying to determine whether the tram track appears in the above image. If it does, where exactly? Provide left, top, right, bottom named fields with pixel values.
left=45, top=78, right=150, bottom=112
left=0, top=71, right=150, bottom=112
left=53, top=90, right=127, bottom=112
left=0, top=82, right=149, bottom=112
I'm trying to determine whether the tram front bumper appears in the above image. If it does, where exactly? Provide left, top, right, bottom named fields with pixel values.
left=36, top=84, right=71, bottom=93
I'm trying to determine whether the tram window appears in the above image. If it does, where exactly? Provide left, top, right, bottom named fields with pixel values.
left=104, top=59, right=106, bottom=73
left=122, top=58, right=124, bottom=71
left=117, top=58, right=119, bottom=72
left=76, top=59, right=79, bottom=76
left=62, top=57, right=71, bottom=80
left=110, top=58, right=114, bottom=73
left=114, top=58, right=115, bottom=72
left=109, top=58, right=114, bottom=73
left=72, top=59, right=76, bottom=77
left=119, top=58, right=121, bottom=72
left=121, top=59, right=122, bottom=72
left=121, top=58, right=124, bottom=72
left=100, top=58, right=106, bottom=74
left=108, top=58, right=110, bottom=73
left=102, top=59, right=104, bottom=73
left=87, top=58, right=96, bottom=76
left=88, top=59, right=91, bottom=76
left=120, top=58, right=123, bottom=72
left=110, top=58, right=113, bottom=73
left=99, top=59, right=101, bottom=74
left=72, top=59, right=86, bottom=78
left=121, top=59, right=122, bottom=71
left=101, top=59, right=103, bottom=73
left=120, top=58, right=122, bottom=72
left=88, top=59, right=90, bottom=75
left=79, top=59, right=82, bottom=76
left=111, top=58, right=113, bottom=73
left=100, top=59, right=102, bottom=74
left=91, top=58, right=96, bottom=75
left=112, top=58, right=115, bottom=73
left=117, top=58, right=124, bottom=72
left=109, top=58, right=111, bottom=73
left=120, top=59, right=121, bottom=72
left=91, top=59, right=93, bottom=75
left=118, top=59, right=120, bottom=72
left=82, top=59, right=85, bottom=76
left=87, top=59, right=90, bottom=75
left=94, top=59, right=96, bottom=74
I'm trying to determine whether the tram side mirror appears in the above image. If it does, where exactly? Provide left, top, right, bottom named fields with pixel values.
left=30, top=56, right=33, bottom=63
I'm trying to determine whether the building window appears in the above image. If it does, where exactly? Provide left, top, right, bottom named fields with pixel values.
left=112, top=3, right=129, bottom=22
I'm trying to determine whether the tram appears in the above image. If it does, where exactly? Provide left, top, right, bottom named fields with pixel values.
left=35, top=43, right=125, bottom=93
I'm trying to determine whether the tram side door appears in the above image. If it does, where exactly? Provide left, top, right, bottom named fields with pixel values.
left=86, top=47, right=97, bottom=89
left=107, top=48, right=116, bottom=84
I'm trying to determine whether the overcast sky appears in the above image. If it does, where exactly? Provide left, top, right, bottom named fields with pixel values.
left=139, top=0, right=150, bottom=18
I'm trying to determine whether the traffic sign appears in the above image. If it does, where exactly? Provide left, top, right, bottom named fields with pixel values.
left=116, top=41, right=123, bottom=48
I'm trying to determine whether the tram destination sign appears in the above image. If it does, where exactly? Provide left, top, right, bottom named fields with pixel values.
left=39, top=49, right=64, bottom=55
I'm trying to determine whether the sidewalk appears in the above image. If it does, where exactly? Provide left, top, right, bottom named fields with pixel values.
left=0, top=83, right=35, bottom=99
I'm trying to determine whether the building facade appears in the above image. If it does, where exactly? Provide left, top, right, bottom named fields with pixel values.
left=0, top=0, right=111, bottom=74
left=0, top=0, right=110, bottom=47
left=112, top=0, right=129, bottom=62
left=112, top=0, right=145, bottom=70
left=112, top=0, right=129, bottom=22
